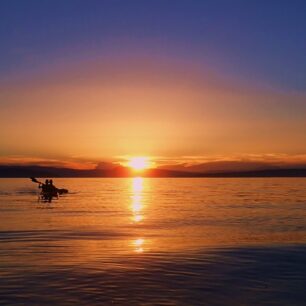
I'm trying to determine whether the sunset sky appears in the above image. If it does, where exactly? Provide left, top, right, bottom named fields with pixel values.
left=1, top=0, right=306, bottom=170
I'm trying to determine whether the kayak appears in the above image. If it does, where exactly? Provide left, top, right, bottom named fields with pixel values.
left=30, top=177, right=69, bottom=202
left=40, top=188, right=68, bottom=202
left=41, top=190, right=58, bottom=198
left=40, top=188, right=68, bottom=199
left=57, top=188, right=68, bottom=195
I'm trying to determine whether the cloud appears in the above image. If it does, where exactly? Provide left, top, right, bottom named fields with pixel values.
left=1, top=153, right=306, bottom=173
left=155, top=154, right=306, bottom=173
left=0, top=155, right=97, bottom=170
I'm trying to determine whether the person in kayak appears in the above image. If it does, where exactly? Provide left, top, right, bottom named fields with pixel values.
left=49, top=180, right=58, bottom=194
left=38, top=179, right=58, bottom=202
left=30, top=177, right=68, bottom=201
left=39, top=179, right=49, bottom=193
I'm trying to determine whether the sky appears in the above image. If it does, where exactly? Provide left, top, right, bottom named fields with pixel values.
left=1, top=0, right=306, bottom=170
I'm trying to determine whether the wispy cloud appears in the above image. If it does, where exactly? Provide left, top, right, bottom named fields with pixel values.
left=0, top=155, right=97, bottom=170
left=1, top=153, right=306, bottom=172
left=152, top=154, right=306, bottom=172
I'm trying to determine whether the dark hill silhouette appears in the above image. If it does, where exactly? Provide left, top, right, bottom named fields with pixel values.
left=0, top=165, right=130, bottom=178
left=1, top=165, right=306, bottom=178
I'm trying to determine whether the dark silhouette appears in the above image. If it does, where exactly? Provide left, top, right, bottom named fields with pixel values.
left=38, top=179, right=57, bottom=202
left=30, top=177, right=68, bottom=203
left=1, top=166, right=306, bottom=178
left=49, top=179, right=57, bottom=192
left=39, top=179, right=49, bottom=193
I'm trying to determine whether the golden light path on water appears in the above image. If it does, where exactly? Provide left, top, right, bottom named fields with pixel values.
left=130, top=177, right=145, bottom=253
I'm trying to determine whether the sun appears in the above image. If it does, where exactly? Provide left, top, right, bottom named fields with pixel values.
left=128, top=157, right=150, bottom=171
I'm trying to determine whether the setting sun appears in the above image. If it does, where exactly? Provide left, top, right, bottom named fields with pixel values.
left=128, top=157, right=150, bottom=171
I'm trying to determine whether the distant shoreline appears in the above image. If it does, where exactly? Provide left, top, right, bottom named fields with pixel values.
left=1, top=166, right=306, bottom=178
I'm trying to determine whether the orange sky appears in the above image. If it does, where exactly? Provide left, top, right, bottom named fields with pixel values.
left=1, top=58, right=306, bottom=169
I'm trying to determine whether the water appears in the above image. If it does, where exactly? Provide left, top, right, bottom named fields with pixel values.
left=1, top=178, right=306, bottom=305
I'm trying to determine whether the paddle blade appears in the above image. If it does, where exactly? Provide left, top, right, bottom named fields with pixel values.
left=30, top=177, right=39, bottom=183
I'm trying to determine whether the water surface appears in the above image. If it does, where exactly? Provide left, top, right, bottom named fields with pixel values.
left=1, top=178, right=306, bottom=305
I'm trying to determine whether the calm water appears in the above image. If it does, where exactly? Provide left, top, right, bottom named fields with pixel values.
left=1, top=178, right=306, bottom=305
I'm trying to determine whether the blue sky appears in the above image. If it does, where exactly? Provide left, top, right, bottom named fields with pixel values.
left=1, top=0, right=306, bottom=91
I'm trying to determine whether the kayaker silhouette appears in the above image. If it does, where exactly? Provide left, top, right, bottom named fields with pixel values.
left=30, top=177, right=69, bottom=202
left=38, top=179, right=57, bottom=202
left=39, top=179, right=49, bottom=193
left=49, top=180, right=58, bottom=194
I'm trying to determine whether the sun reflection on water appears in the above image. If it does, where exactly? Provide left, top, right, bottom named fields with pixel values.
left=133, top=238, right=145, bottom=253
left=131, top=177, right=144, bottom=223
left=130, top=177, right=147, bottom=253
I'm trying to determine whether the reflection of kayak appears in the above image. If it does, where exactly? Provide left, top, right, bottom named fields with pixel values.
left=40, top=188, right=68, bottom=202
left=41, top=190, right=58, bottom=198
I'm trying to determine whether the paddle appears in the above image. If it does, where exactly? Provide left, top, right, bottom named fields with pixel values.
left=30, top=177, right=43, bottom=184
